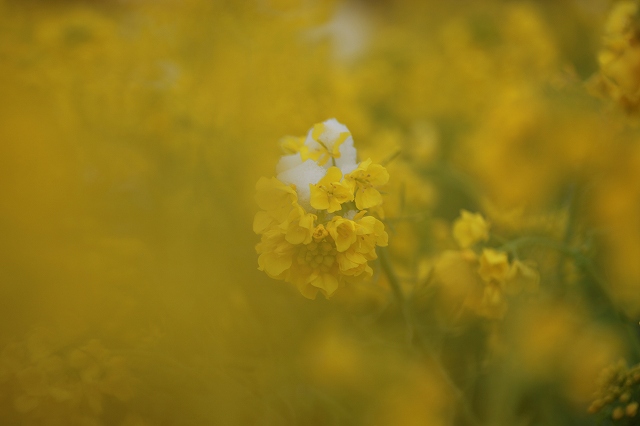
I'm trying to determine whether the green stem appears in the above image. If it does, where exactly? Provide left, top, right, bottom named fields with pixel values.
left=378, top=247, right=414, bottom=345
left=378, top=247, right=481, bottom=426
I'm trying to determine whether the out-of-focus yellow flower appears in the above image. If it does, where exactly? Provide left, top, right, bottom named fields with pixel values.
left=505, top=259, right=540, bottom=294
left=279, top=135, right=305, bottom=155
left=254, top=176, right=297, bottom=222
left=432, top=246, right=539, bottom=320
left=589, top=1, right=640, bottom=113
left=478, top=248, right=510, bottom=283
left=0, top=331, right=141, bottom=425
left=452, top=210, right=490, bottom=248
left=255, top=119, right=389, bottom=299
left=431, top=249, right=483, bottom=322
left=508, top=302, right=623, bottom=406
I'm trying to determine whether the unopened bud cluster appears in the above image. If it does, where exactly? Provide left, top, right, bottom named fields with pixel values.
left=588, top=360, right=640, bottom=422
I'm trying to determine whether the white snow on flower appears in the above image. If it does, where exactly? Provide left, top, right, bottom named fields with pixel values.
left=276, top=118, right=359, bottom=210
left=304, top=118, right=358, bottom=174
left=277, top=159, right=326, bottom=210
left=335, top=143, right=357, bottom=174
left=276, top=154, right=303, bottom=175
left=304, top=118, right=349, bottom=150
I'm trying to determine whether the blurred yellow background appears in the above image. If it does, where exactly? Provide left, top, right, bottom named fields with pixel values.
left=1, top=0, right=640, bottom=425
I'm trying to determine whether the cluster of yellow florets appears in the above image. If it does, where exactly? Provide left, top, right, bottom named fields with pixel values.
left=254, top=119, right=389, bottom=299
left=588, top=360, right=640, bottom=421
left=432, top=210, right=539, bottom=319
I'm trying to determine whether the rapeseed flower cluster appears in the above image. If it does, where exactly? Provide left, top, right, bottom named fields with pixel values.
left=254, top=119, right=388, bottom=299
left=432, top=210, right=539, bottom=320
left=4, top=0, right=640, bottom=425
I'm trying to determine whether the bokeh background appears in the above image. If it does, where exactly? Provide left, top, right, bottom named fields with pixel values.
left=1, top=0, right=640, bottom=424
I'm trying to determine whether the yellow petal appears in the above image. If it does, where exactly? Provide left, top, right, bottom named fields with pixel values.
left=355, top=187, right=382, bottom=209
left=253, top=211, right=274, bottom=234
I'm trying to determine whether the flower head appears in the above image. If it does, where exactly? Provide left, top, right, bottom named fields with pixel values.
left=452, top=210, right=490, bottom=249
left=255, top=119, right=389, bottom=299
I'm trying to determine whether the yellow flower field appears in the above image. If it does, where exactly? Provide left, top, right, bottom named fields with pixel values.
left=1, top=0, right=640, bottom=425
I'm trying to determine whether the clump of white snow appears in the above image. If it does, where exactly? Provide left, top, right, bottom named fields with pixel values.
left=277, top=159, right=326, bottom=210
left=276, top=118, right=360, bottom=209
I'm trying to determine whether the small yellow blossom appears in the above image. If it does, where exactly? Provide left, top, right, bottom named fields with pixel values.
left=336, top=214, right=387, bottom=279
left=309, top=166, right=354, bottom=213
left=257, top=229, right=296, bottom=279
left=345, top=158, right=389, bottom=210
left=478, top=248, right=510, bottom=283
left=280, top=204, right=317, bottom=245
left=327, top=216, right=358, bottom=252
left=355, top=214, right=389, bottom=249
left=279, top=135, right=305, bottom=155
left=312, top=224, right=329, bottom=241
left=255, top=176, right=298, bottom=221
left=452, top=210, right=490, bottom=248
left=300, top=121, right=349, bottom=166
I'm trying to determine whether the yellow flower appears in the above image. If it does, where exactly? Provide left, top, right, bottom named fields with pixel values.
left=312, top=224, right=329, bottom=241
left=291, top=239, right=340, bottom=299
left=345, top=158, right=389, bottom=210
left=431, top=249, right=482, bottom=322
left=279, top=135, right=305, bottom=155
left=255, top=176, right=297, bottom=222
left=280, top=204, right=317, bottom=245
left=335, top=214, right=387, bottom=278
left=356, top=214, right=389, bottom=248
left=478, top=248, right=510, bottom=283
left=309, top=166, right=354, bottom=213
left=327, top=217, right=358, bottom=252
left=300, top=121, right=349, bottom=166
left=452, top=210, right=490, bottom=248
left=257, top=229, right=296, bottom=279
left=336, top=249, right=373, bottom=278
left=253, top=210, right=277, bottom=235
